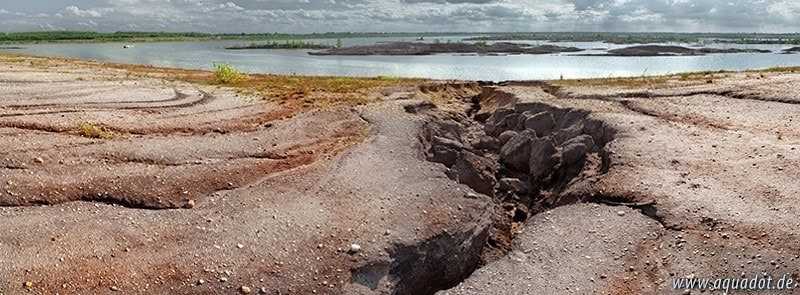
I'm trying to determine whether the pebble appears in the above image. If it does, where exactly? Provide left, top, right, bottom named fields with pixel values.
left=237, top=243, right=244, bottom=249
left=617, top=211, right=625, bottom=216
left=185, top=199, right=195, bottom=209
left=33, top=157, right=44, bottom=164
left=240, top=286, right=251, bottom=294
left=220, top=277, right=228, bottom=282
left=197, top=279, right=205, bottom=285
left=349, top=243, right=361, bottom=254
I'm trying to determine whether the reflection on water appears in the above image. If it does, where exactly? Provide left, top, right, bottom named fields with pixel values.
left=3, top=38, right=800, bottom=81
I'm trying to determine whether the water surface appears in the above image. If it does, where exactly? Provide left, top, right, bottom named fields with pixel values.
left=3, top=38, right=799, bottom=81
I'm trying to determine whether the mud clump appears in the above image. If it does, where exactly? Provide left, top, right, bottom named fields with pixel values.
left=422, top=87, right=617, bottom=261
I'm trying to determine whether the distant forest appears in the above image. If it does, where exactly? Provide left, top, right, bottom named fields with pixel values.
left=1, top=31, right=799, bottom=45
left=0, top=31, right=455, bottom=43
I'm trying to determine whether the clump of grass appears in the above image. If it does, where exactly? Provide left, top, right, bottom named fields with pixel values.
left=212, top=62, right=248, bottom=84
left=74, top=121, right=114, bottom=139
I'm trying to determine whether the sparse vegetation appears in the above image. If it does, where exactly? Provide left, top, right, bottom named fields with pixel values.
left=74, top=120, right=114, bottom=139
left=226, top=40, right=333, bottom=50
left=212, top=62, right=248, bottom=84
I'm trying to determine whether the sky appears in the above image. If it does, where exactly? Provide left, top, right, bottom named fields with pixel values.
left=0, top=0, right=799, bottom=34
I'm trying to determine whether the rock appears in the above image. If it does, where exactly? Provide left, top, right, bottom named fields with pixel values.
left=553, top=123, right=585, bottom=145
left=451, top=151, right=498, bottom=195
left=33, top=157, right=44, bottom=164
left=185, top=199, right=195, bottom=209
left=498, top=178, right=532, bottom=195
left=432, top=136, right=464, bottom=150
left=558, top=109, right=590, bottom=129
left=487, top=108, right=515, bottom=126
left=500, top=132, right=534, bottom=171
left=520, top=111, right=555, bottom=137
left=583, top=118, right=614, bottom=148
left=560, top=135, right=594, bottom=167
left=497, top=130, right=519, bottom=146
left=241, top=286, right=252, bottom=294
left=529, top=136, right=559, bottom=182
left=503, top=113, right=520, bottom=131
left=428, top=145, right=459, bottom=167
left=427, top=136, right=467, bottom=167
left=470, top=135, right=499, bottom=150
left=617, top=211, right=626, bottom=216
left=349, top=243, right=362, bottom=254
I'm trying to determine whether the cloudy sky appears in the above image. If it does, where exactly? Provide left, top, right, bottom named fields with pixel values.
left=1, top=0, right=798, bottom=33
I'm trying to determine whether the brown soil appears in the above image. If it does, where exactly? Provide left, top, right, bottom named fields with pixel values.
left=3, top=53, right=800, bottom=295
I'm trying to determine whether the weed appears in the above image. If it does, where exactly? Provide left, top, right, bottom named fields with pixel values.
left=74, top=121, right=114, bottom=139
left=212, top=62, right=248, bottom=84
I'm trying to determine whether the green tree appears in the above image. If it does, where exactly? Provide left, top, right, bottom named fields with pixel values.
left=336, top=38, right=343, bottom=48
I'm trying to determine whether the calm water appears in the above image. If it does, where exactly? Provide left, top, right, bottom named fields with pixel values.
left=3, top=37, right=800, bottom=81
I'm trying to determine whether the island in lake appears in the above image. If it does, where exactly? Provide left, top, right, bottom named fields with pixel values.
left=309, top=42, right=583, bottom=56
left=782, top=46, right=800, bottom=54
left=227, top=41, right=333, bottom=50
left=605, top=45, right=772, bottom=56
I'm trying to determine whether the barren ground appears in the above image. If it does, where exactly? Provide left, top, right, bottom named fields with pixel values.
left=1, top=54, right=799, bottom=294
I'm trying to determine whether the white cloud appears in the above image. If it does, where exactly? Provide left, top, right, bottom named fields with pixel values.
left=0, top=0, right=797, bottom=33
left=63, top=5, right=103, bottom=18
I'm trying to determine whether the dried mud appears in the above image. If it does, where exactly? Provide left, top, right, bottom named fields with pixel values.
left=2, top=55, right=800, bottom=295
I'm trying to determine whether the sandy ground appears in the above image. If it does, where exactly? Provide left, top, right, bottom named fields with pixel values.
left=2, top=54, right=800, bottom=294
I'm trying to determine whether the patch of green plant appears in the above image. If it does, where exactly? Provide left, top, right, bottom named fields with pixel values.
left=212, top=62, right=248, bottom=84
left=74, top=120, right=114, bottom=139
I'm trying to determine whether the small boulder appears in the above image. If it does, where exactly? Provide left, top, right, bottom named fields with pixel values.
left=560, top=135, right=595, bottom=166
left=488, top=108, right=515, bottom=126
left=428, top=145, right=459, bottom=167
left=558, top=109, right=590, bottom=129
left=452, top=151, right=498, bottom=195
left=553, top=123, right=584, bottom=145
left=498, top=130, right=520, bottom=146
left=486, top=109, right=515, bottom=136
left=499, top=132, right=535, bottom=171
left=529, top=136, right=559, bottom=182
left=503, top=113, right=520, bottom=131
left=427, top=136, right=465, bottom=167
left=432, top=136, right=464, bottom=150
left=520, top=111, right=556, bottom=137
left=470, top=135, right=500, bottom=150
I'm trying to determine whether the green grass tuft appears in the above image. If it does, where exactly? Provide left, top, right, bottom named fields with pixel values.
left=212, top=62, right=248, bottom=84
left=74, top=121, right=114, bottom=139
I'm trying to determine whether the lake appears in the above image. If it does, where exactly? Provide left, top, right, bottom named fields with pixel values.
left=3, top=37, right=800, bottom=81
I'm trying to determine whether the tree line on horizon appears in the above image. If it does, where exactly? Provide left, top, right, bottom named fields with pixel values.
left=1, top=31, right=799, bottom=45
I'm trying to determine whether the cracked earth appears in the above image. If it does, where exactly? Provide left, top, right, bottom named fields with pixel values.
left=1, top=55, right=799, bottom=294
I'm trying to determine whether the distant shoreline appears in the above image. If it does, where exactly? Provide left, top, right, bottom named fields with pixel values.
left=2, top=31, right=800, bottom=45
